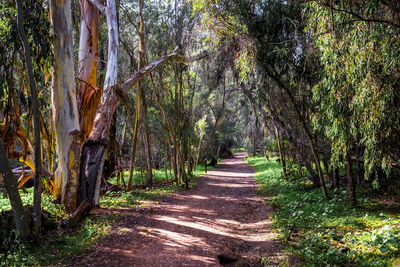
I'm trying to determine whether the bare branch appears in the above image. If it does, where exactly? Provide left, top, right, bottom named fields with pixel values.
left=120, top=50, right=209, bottom=92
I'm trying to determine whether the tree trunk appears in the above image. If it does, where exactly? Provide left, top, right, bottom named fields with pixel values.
left=141, top=91, right=153, bottom=186
left=252, top=117, right=257, bottom=156
left=138, top=4, right=153, bottom=186
left=127, top=93, right=141, bottom=191
left=275, top=126, right=287, bottom=179
left=290, top=139, right=320, bottom=186
left=346, top=153, right=356, bottom=207
left=172, top=147, right=178, bottom=184
left=332, top=165, right=339, bottom=189
left=78, top=0, right=119, bottom=208
left=49, top=0, right=81, bottom=212
left=78, top=0, right=100, bottom=139
left=0, top=141, right=30, bottom=240
left=164, top=142, right=169, bottom=181
left=16, top=0, right=42, bottom=242
left=310, top=144, right=329, bottom=200
left=187, top=145, right=193, bottom=177
left=104, top=112, right=117, bottom=179
left=322, top=158, right=332, bottom=188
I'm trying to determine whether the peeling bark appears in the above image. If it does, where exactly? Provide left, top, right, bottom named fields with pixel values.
left=78, top=0, right=100, bottom=139
left=49, top=0, right=81, bottom=212
left=78, top=0, right=119, bottom=207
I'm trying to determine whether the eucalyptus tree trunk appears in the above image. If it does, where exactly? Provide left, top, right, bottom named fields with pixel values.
left=0, top=141, right=30, bottom=240
left=137, top=0, right=153, bottom=186
left=79, top=0, right=119, bottom=207
left=49, top=0, right=81, bottom=212
left=16, top=0, right=42, bottom=242
left=78, top=0, right=100, bottom=139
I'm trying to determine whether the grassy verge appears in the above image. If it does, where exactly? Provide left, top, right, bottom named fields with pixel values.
left=232, top=148, right=245, bottom=154
left=247, top=156, right=400, bottom=267
left=0, top=163, right=214, bottom=266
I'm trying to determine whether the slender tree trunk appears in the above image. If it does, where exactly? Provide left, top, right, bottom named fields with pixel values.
left=49, top=0, right=81, bottom=212
left=127, top=96, right=140, bottom=191
left=322, top=158, right=332, bottom=187
left=141, top=95, right=153, bottom=186
left=172, top=147, right=178, bottom=184
left=195, top=134, right=203, bottom=170
left=0, top=141, right=30, bottom=240
left=104, top=112, right=117, bottom=179
left=346, top=153, right=356, bottom=207
left=164, top=142, right=169, bottom=181
left=332, top=165, right=339, bottom=189
left=252, top=117, right=257, bottom=156
left=290, top=139, right=320, bottom=186
left=187, top=145, right=193, bottom=177
left=16, top=0, right=42, bottom=242
left=275, top=126, right=287, bottom=179
left=311, top=145, right=329, bottom=200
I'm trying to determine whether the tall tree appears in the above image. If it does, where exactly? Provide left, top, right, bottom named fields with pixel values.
left=16, top=0, right=42, bottom=242
left=78, top=0, right=100, bottom=139
left=49, top=0, right=81, bottom=212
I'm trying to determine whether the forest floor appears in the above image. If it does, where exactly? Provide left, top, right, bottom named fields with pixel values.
left=64, top=152, right=299, bottom=266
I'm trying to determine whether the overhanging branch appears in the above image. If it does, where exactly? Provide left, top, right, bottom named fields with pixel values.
left=120, top=48, right=209, bottom=92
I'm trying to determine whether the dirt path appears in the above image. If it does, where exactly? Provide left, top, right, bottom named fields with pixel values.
left=66, top=152, right=298, bottom=266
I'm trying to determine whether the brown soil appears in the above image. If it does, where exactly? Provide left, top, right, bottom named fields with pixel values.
left=65, top=152, right=299, bottom=266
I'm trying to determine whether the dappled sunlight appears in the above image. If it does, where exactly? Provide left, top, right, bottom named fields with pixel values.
left=204, top=171, right=254, bottom=178
left=139, top=227, right=207, bottom=248
left=67, top=153, right=289, bottom=266
left=205, top=182, right=254, bottom=188
left=190, top=194, right=208, bottom=200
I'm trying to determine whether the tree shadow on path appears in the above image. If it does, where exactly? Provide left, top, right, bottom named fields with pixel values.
left=66, top=152, right=300, bottom=266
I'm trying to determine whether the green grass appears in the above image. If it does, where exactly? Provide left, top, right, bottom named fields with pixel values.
left=107, top=163, right=211, bottom=188
left=1, top=163, right=213, bottom=266
left=2, top=214, right=120, bottom=267
left=231, top=148, right=245, bottom=153
left=247, top=156, right=400, bottom=267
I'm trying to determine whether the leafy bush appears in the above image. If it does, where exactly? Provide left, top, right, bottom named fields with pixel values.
left=247, top=156, right=400, bottom=266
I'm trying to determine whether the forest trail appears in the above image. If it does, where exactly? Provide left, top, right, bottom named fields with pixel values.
left=66, top=152, right=298, bottom=266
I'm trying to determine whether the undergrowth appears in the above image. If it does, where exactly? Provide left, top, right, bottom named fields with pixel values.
left=247, top=156, right=400, bottom=267
left=0, top=163, right=213, bottom=266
